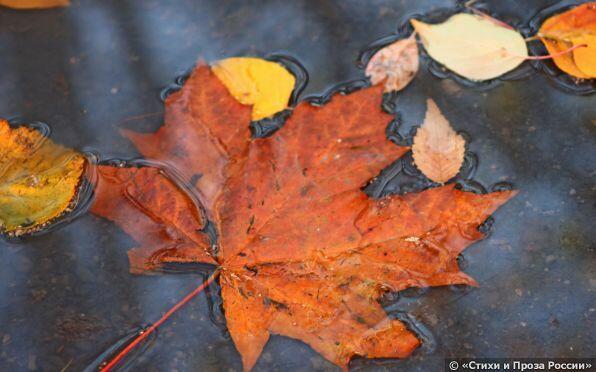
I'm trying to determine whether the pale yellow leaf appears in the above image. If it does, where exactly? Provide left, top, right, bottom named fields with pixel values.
left=412, top=99, right=465, bottom=183
left=212, top=57, right=295, bottom=121
left=0, top=0, right=69, bottom=9
left=411, top=13, right=528, bottom=81
left=365, top=33, right=419, bottom=92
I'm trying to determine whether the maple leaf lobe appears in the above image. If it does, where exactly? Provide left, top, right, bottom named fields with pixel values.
left=91, top=165, right=215, bottom=273
left=121, top=65, right=252, bottom=212
left=215, top=83, right=409, bottom=266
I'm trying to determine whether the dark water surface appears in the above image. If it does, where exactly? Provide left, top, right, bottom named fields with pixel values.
left=0, top=0, right=594, bottom=371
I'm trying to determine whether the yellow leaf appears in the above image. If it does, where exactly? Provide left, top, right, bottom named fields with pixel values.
left=572, top=35, right=596, bottom=77
left=0, top=0, right=69, bottom=9
left=412, top=99, right=465, bottom=183
left=540, top=38, right=590, bottom=79
left=212, top=57, right=295, bottom=121
left=0, top=120, right=85, bottom=236
left=411, top=13, right=528, bottom=81
left=365, top=34, right=419, bottom=92
left=538, top=2, right=596, bottom=79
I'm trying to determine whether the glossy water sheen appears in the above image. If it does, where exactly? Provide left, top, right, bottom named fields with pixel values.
left=0, top=1, right=594, bottom=371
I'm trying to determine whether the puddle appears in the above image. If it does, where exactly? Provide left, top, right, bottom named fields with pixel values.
left=0, top=1, right=593, bottom=371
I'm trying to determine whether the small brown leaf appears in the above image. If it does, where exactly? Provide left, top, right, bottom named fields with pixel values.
left=412, top=99, right=465, bottom=183
left=365, top=33, right=419, bottom=92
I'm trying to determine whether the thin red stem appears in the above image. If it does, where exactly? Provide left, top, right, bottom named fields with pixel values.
left=525, top=43, right=587, bottom=60
left=118, top=111, right=163, bottom=124
left=100, top=270, right=220, bottom=372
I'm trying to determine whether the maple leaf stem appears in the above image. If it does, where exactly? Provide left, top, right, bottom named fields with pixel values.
left=524, top=43, right=587, bottom=60
left=118, top=111, right=163, bottom=125
left=100, top=269, right=220, bottom=372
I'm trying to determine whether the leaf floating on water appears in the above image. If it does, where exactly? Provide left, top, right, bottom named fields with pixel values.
left=412, top=99, right=465, bottom=183
left=101, top=64, right=517, bottom=371
left=538, top=2, right=596, bottom=78
left=411, top=13, right=528, bottom=81
left=0, top=120, right=85, bottom=236
left=211, top=57, right=296, bottom=121
left=0, top=0, right=69, bottom=9
left=365, top=33, right=419, bottom=92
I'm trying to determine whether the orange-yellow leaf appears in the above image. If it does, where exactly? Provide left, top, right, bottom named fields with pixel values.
left=212, top=57, right=295, bottom=121
left=412, top=99, right=465, bottom=183
left=571, top=34, right=596, bottom=76
left=0, top=119, right=85, bottom=236
left=365, top=33, right=419, bottom=92
left=0, top=0, right=69, bottom=9
left=539, top=2, right=596, bottom=78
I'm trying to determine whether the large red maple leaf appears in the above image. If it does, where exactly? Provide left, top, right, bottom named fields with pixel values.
left=91, top=65, right=515, bottom=370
